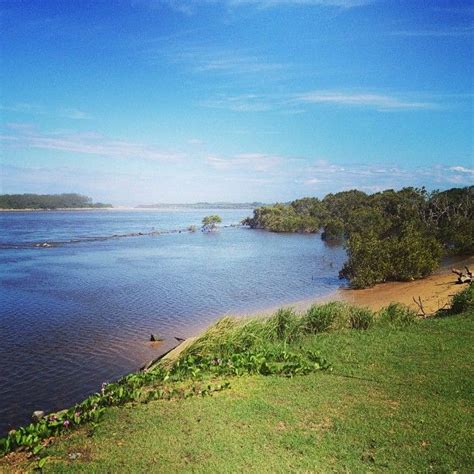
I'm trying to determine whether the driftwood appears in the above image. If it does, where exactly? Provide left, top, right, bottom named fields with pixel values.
left=465, top=266, right=473, bottom=279
left=452, top=267, right=472, bottom=285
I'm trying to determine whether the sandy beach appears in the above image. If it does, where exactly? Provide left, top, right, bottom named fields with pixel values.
left=335, top=255, right=474, bottom=314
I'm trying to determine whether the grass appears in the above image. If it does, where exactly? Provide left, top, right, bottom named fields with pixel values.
left=1, top=288, right=473, bottom=472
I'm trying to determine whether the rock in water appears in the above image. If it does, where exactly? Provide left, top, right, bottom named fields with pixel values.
left=32, top=410, right=45, bottom=421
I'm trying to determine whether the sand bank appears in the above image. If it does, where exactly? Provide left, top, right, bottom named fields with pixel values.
left=335, top=255, right=474, bottom=314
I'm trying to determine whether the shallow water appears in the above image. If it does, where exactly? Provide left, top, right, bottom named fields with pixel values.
left=0, top=209, right=346, bottom=434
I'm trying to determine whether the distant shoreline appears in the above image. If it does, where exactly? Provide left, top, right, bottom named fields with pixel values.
left=0, top=206, right=256, bottom=212
left=0, top=207, right=114, bottom=212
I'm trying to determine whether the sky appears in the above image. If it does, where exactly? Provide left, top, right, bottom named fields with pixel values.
left=0, top=0, right=473, bottom=205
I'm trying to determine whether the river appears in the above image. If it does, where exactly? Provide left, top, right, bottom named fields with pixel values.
left=0, top=209, right=346, bottom=434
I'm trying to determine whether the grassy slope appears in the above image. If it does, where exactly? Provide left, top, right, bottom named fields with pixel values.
left=4, top=309, right=473, bottom=473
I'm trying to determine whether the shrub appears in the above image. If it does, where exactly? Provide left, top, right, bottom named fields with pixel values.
left=321, top=217, right=345, bottom=241
left=377, top=303, right=418, bottom=327
left=449, top=285, right=474, bottom=314
left=201, top=215, right=222, bottom=232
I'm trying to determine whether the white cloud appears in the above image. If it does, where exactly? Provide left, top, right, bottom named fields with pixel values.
left=188, top=138, right=204, bottom=145
left=59, top=108, right=93, bottom=120
left=296, top=91, right=435, bottom=111
left=199, top=94, right=274, bottom=112
left=449, top=166, right=474, bottom=175
left=198, top=89, right=444, bottom=114
left=391, top=26, right=474, bottom=38
left=206, top=152, right=282, bottom=171
left=1, top=103, right=93, bottom=120
left=228, top=0, right=372, bottom=7
left=304, top=177, right=321, bottom=185
left=135, top=0, right=373, bottom=14
left=1, top=124, right=185, bottom=163
left=159, top=45, right=288, bottom=79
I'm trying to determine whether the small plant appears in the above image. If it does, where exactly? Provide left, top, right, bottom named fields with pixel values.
left=187, top=225, right=197, bottom=232
left=201, top=215, right=222, bottom=232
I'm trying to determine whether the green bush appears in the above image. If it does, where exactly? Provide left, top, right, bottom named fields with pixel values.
left=245, top=186, right=473, bottom=289
left=449, top=286, right=474, bottom=314
left=377, top=303, right=418, bottom=327
left=243, top=204, right=319, bottom=233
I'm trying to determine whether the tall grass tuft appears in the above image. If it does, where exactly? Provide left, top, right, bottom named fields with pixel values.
left=349, top=306, right=374, bottom=329
left=377, top=303, right=417, bottom=327
left=301, top=302, right=355, bottom=333
left=185, top=299, right=423, bottom=361
left=266, top=308, right=301, bottom=342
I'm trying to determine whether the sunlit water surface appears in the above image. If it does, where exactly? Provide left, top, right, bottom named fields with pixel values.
left=0, top=209, right=346, bottom=434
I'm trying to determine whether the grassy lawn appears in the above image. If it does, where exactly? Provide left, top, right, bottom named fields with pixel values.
left=3, top=306, right=472, bottom=473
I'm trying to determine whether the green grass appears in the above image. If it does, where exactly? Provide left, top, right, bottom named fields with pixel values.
left=3, top=290, right=473, bottom=473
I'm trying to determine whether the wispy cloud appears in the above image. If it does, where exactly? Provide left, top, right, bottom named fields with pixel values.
left=298, top=160, right=474, bottom=192
left=449, top=166, right=474, bottom=175
left=154, top=45, right=288, bottom=79
left=59, top=108, right=93, bottom=120
left=206, top=152, right=282, bottom=172
left=391, top=26, right=474, bottom=38
left=1, top=124, right=185, bottom=162
left=136, top=0, right=373, bottom=14
left=0, top=103, right=46, bottom=114
left=200, top=89, right=439, bottom=113
left=227, top=0, right=372, bottom=8
left=1, top=103, right=93, bottom=120
left=199, top=94, right=275, bottom=112
left=296, top=91, right=436, bottom=111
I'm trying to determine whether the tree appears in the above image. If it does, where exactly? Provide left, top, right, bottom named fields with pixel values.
left=202, top=215, right=222, bottom=232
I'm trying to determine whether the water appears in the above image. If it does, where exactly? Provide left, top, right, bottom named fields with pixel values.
left=0, top=209, right=346, bottom=434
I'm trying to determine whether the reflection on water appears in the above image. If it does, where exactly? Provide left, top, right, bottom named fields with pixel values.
left=0, top=210, right=346, bottom=434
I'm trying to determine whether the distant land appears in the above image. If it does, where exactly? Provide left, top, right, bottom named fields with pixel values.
left=136, top=202, right=265, bottom=210
left=0, top=193, right=112, bottom=210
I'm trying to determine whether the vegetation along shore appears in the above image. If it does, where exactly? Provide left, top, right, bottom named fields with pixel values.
left=0, top=194, right=112, bottom=210
left=243, top=186, right=473, bottom=289
left=1, top=281, right=473, bottom=471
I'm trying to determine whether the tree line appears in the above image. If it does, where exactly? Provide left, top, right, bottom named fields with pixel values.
left=243, top=186, right=473, bottom=288
left=0, top=193, right=112, bottom=210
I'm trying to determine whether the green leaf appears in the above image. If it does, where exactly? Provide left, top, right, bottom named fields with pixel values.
left=33, top=444, right=44, bottom=455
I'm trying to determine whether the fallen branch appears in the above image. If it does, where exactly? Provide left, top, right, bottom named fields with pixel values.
left=451, top=268, right=471, bottom=285
left=465, top=266, right=473, bottom=279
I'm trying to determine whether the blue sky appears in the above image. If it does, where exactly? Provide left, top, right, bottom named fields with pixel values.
left=1, top=0, right=473, bottom=204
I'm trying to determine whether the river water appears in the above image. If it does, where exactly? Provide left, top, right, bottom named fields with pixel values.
left=0, top=209, right=346, bottom=434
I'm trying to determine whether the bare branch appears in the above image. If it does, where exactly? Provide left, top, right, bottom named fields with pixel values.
left=412, top=296, right=427, bottom=318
